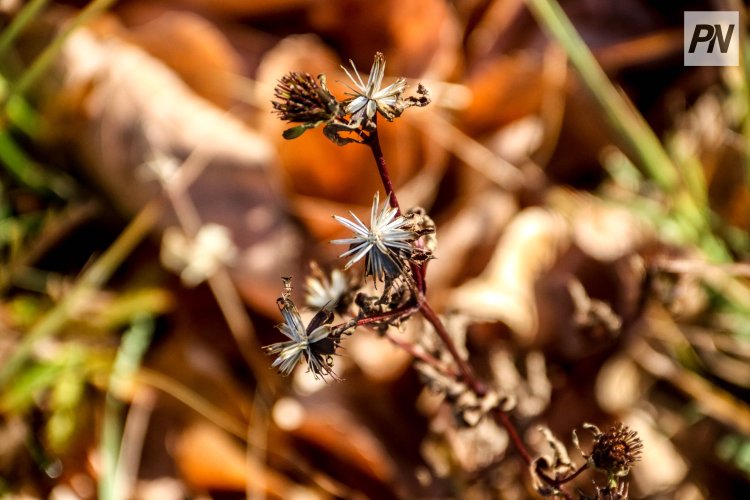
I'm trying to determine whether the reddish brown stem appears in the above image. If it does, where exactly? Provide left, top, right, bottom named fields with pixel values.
left=366, top=124, right=425, bottom=292
left=494, top=409, right=533, bottom=465
left=536, top=462, right=589, bottom=487
left=418, top=299, right=487, bottom=396
left=384, top=330, right=458, bottom=378
left=355, top=303, right=418, bottom=327
left=365, top=118, right=543, bottom=481
left=367, top=122, right=400, bottom=214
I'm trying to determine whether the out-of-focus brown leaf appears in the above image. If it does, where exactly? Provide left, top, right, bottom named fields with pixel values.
left=143, top=0, right=315, bottom=17
left=595, top=29, right=683, bottom=72
left=548, top=190, right=650, bottom=261
left=124, top=11, right=243, bottom=108
left=463, top=0, right=526, bottom=61
left=307, top=0, right=460, bottom=79
left=288, top=406, right=396, bottom=484
left=625, top=412, right=688, bottom=496
left=670, top=92, right=750, bottom=232
left=449, top=207, right=569, bottom=344
left=175, top=422, right=292, bottom=496
left=348, top=328, right=413, bottom=382
left=459, top=53, right=545, bottom=135
left=595, top=354, right=646, bottom=414
left=427, top=191, right=517, bottom=306
left=46, top=27, right=299, bottom=315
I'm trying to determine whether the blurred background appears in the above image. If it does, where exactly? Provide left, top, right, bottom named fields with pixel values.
left=1, top=0, right=750, bottom=498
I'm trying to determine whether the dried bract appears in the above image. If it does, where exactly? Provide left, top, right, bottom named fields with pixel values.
left=263, top=280, right=340, bottom=380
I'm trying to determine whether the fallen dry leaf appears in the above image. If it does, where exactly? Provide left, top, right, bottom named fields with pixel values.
left=175, top=422, right=292, bottom=496
left=47, top=27, right=300, bottom=315
left=449, top=207, right=570, bottom=344
left=124, top=10, right=243, bottom=108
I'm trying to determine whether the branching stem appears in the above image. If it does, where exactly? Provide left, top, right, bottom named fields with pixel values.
left=364, top=126, right=546, bottom=476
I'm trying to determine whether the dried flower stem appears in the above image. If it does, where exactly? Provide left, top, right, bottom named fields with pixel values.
left=365, top=119, right=426, bottom=293
left=557, top=463, right=589, bottom=484
left=366, top=123, right=400, bottom=213
left=384, top=330, right=458, bottom=378
left=536, top=461, right=589, bottom=496
left=493, top=406, right=533, bottom=464
left=365, top=129, right=544, bottom=472
left=332, top=304, right=457, bottom=376
left=418, top=300, right=486, bottom=395
left=355, top=303, right=419, bottom=327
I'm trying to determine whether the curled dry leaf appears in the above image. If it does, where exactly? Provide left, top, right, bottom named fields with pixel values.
left=47, top=28, right=300, bottom=315
left=426, top=191, right=517, bottom=305
left=449, top=207, right=570, bottom=344
left=448, top=417, right=508, bottom=472
left=550, top=190, right=651, bottom=262
left=489, top=349, right=551, bottom=418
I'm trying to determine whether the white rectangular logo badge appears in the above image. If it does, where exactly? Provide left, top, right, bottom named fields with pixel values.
left=684, top=11, right=739, bottom=66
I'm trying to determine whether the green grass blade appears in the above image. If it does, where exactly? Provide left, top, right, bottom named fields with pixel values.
left=9, top=0, right=118, bottom=99
left=0, top=0, right=50, bottom=60
left=0, top=201, right=161, bottom=388
left=525, top=0, right=680, bottom=192
left=0, top=129, right=49, bottom=190
left=99, top=314, right=154, bottom=500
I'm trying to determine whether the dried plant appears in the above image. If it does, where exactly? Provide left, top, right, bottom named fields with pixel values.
left=266, top=52, right=644, bottom=498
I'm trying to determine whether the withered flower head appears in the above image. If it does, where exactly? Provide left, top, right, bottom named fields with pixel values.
left=341, top=52, right=430, bottom=128
left=331, top=191, right=417, bottom=283
left=579, top=422, right=643, bottom=480
left=263, top=280, right=340, bottom=380
left=272, top=72, right=340, bottom=139
left=342, top=52, right=407, bottom=125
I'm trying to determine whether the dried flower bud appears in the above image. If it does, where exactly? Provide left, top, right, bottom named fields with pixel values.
left=576, top=422, right=643, bottom=483
left=589, top=423, right=643, bottom=476
left=272, top=72, right=340, bottom=139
